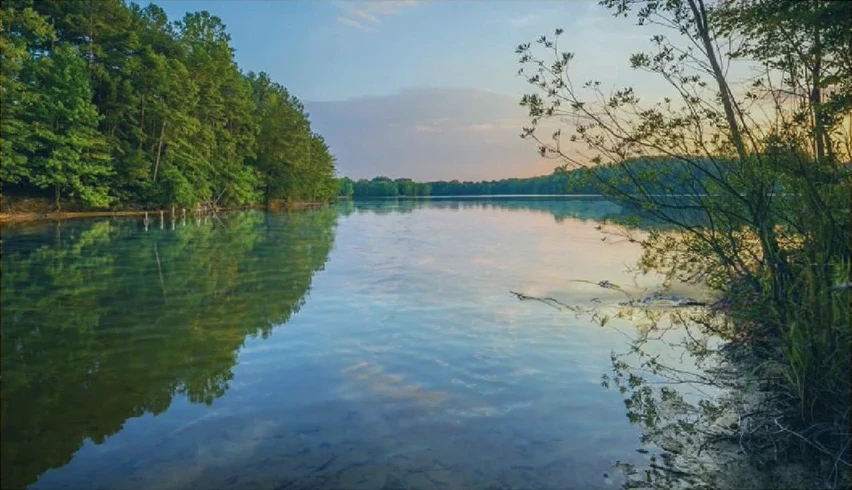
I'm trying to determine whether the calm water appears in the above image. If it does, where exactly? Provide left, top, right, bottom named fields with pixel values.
left=2, top=198, right=689, bottom=490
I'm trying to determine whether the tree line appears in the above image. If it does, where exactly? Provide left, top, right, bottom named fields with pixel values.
left=1, top=0, right=339, bottom=211
left=338, top=156, right=722, bottom=198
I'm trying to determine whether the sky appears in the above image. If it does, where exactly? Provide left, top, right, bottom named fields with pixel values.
left=154, top=0, right=662, bottom=181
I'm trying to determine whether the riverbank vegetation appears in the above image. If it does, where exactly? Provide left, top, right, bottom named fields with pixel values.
left=516, top=0, right=850, bottom=487
left=1, top=0, right=339, bottom=212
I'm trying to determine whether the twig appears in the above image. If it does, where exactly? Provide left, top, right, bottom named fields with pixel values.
left=650, top=463, right=695, bottom=478
left=213, top=186, right=228, bottom=207
left=509, top=290, right=591, bottom=313
left=773, top=419, right=851, bottom=468
left=509, top=290, right=568, bottom=311
left=567, top=279, right=636, bottom=302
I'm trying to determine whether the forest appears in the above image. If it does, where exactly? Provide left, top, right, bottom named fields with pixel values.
left=0, top=0, right=339, bottom=211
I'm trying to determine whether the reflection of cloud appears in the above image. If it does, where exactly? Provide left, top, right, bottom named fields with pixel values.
left=155, top=418, right=278, bottom=490
left=416, top=256, right=436, bottom=266
left=342, top=361, right=449, bottom=407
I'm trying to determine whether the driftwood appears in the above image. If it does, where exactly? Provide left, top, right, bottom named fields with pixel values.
left=566, top=279, right=635, bottom=302
left=509, top=290, right=578, bottom=311
left=511, top=278, right=716, bottom=313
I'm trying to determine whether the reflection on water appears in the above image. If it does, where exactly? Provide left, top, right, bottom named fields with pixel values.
left=341, top=196, right=706, bottom=229
left=1, top=210, right=337, bottom=489
left=3, top=199, right=676, bottom=489
left=341, top=196, right=630, bottom=224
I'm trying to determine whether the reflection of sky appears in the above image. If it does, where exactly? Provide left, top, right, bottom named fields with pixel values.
left=340, top=204, right=661, bottom=302
left=34, top=200, right=709, bottom=490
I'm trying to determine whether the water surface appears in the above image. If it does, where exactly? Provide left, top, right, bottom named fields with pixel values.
left=2, top=198, right=677, bottom=489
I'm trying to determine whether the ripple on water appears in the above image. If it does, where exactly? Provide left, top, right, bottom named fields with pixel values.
left=6, top=202, right=661, bottom=490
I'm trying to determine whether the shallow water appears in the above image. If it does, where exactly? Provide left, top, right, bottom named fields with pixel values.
left=2, top=198, right=686, bottom=489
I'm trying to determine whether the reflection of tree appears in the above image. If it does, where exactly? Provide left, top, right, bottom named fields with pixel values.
left=0, top=209, right=338, bottom=490
left=349, top=197, right=703, bottom=228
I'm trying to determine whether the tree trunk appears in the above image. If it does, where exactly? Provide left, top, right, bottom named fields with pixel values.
left=810, top=26, right=829, bottom=161
left=54, top=184, right=61, bottom=211
left=265, top=182, right=271, bottom=209
left=687, top=0, right=792, bottom=325
left=139, top=95, right=145, bottom=149
left=153, top=120, right=166, bottom=183
left=687, top=0, right=747, bottom=161
left=87, top=0, right=95, bottom=72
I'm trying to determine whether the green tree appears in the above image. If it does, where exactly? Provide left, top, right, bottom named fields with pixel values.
left=177, top=11, right=259, bottom=206
left=23, top=44, right=112, bottom=209
left=1, top=1, right=339, bottom=210
left=338, top=177, right=355, bottom=198
left=0, top=4, right=54, bottom=188
left=248, top=71, right=311, bottom=203
left=516, top=0, right=851, bottom=485
left=305, top=133, right=338, bottom=202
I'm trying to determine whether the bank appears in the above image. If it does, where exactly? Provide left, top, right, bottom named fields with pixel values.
left=0, top=196, right=328, bottom=224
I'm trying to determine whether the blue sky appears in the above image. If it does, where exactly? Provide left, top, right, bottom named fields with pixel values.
left=154, top=1, right=659, bottom=180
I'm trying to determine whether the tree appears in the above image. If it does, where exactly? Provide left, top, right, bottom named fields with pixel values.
left=1, top=1, right=340, bottom=209
left=305, top=133, right=338, bottom=202
left=716, top=0, right=852, bottom=162
left=338, top=177, right=355, bottom=198
left=177, top=11, right=259, bottom=206
left=0, top=4, right=54, bottom=188
left=517, top=0, right=850, bottom=484
left=23, top=44, right=112, bottom=209
left=248, top=71, right=312, bottom=203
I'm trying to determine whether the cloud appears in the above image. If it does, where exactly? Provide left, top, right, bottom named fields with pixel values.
left=366, top=2, right=401, bottom=16
left=336, top=16, right=377, bottom=32
left=414, top=123, right=442, bottom=133
left=464, top=121, right=506, bottom=133
left=305, top=87, right=565, bottom=181
left=509, top=13, right=540, bottom=29
left=465, top=123, right=496, bottom=132
left=337, top=1, right=417, bottom=32
left=351, top=9, right=381, bottom=24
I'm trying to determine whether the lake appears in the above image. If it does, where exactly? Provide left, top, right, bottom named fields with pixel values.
left=1, top=197, right=702, bottom=490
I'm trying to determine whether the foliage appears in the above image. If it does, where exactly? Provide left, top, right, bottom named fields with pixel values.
left=517, top=0, right=851, bottom=486
left=0, top=0, right=339, bottom=210
left=21, top=44, right=113, bottom=209
left=337, top=176, right=355, bottom=198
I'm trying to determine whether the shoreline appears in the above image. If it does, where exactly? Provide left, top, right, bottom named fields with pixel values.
left=0, top=201, right=327, bottom=224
